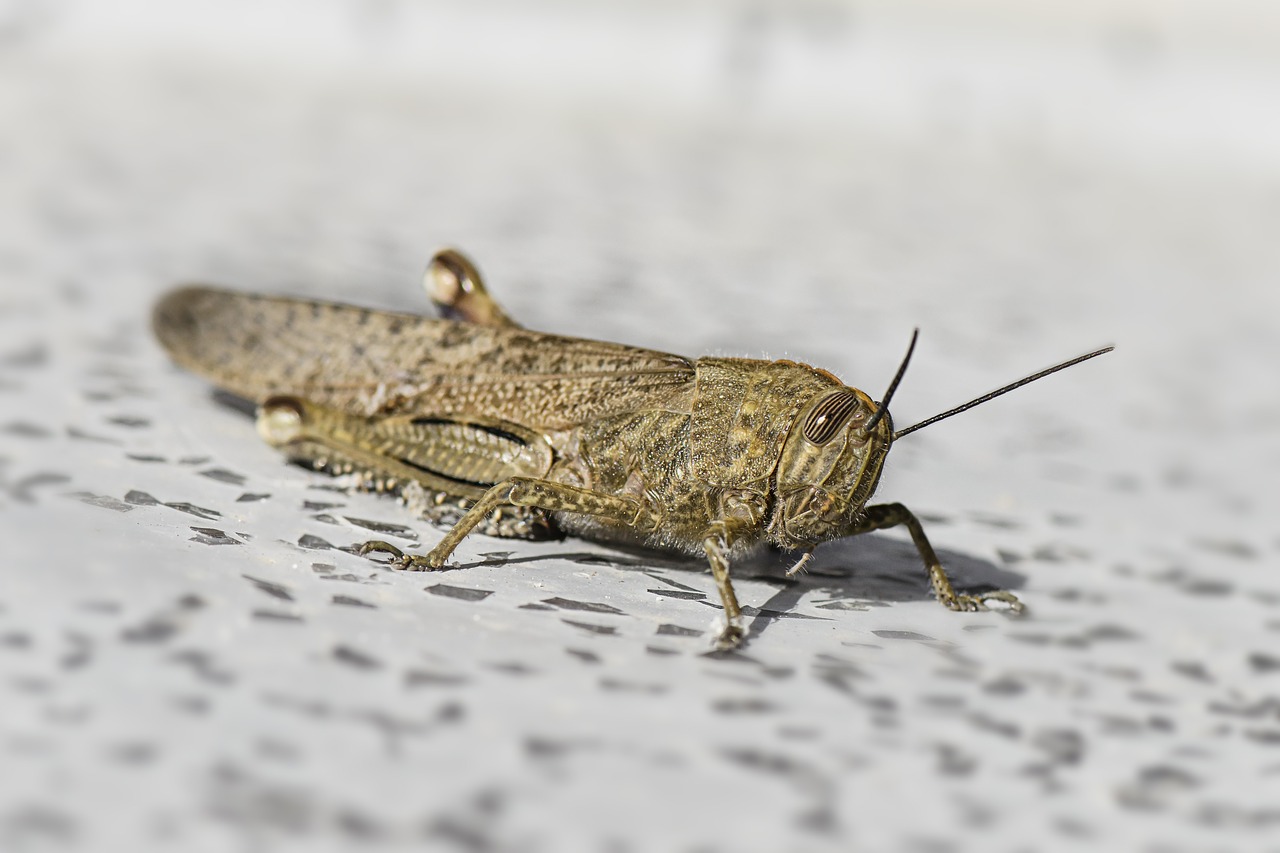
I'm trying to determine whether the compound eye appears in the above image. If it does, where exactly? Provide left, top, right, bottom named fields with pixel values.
left=802, top=389, right=861, bottom=445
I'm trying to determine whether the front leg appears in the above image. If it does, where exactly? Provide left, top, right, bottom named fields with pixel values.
left=854, top=503, right=1023, bottom=613
left=363, top=476, right=656, bottom=570
left=702, top=492, right=769, bottom=650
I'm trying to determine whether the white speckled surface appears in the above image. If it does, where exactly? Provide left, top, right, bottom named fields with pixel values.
left=3, top=2, right=1280, bottom=851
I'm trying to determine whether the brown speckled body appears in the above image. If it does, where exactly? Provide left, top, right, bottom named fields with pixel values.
left=546, top=357, right=881, bottom=557
left=154, top=250, right=1027, bottom=648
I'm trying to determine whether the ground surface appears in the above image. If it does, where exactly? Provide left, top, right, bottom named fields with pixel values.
left=2, top=3, right=1279, bottom=851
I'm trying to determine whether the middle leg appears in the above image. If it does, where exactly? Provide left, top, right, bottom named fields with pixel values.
left=364, top=476, right=658, bottom=570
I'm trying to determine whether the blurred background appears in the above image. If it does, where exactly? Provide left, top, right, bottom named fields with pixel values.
left=2, top=1, right=1279, bottom=851
left=7, top=0, right=1279, bottom=446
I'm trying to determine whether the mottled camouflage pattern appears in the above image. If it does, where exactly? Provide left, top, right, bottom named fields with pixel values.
left=154, top=250, right=1022, bottom=648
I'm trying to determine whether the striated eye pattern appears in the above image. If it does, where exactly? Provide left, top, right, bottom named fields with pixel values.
left=802, top=389, right=861, bottom=445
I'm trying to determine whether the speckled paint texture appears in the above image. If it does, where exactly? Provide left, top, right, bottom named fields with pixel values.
left=2, top=2, right=1279, bottom=851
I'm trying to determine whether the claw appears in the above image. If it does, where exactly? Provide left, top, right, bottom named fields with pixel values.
left=359, top=539, right=405, bottom=561
left=948, top=590, right=1024, bottom=614
left=713, top=618, right=746, bottom=651
left=981, top=590, right=1025, bottom=614
left=358, top=540, right=442, bottom=571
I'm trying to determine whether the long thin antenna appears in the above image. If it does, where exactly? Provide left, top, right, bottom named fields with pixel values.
left=864, top=328, right=919, bottom=434
left=893, top=345, right=1114, bottom=440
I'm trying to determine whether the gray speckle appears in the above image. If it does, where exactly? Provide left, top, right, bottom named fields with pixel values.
left=1, top=342, right=48, bottom=368
left=712, top=697, right=777, bottom=714
left=123, top=489, right=160, bottom=506
left=1181, top=578, right=1235, bottom=597
left=333, top=645, right=381, bottom=670
left=1082, top=624, right=1140, bottom=643
left=1031, top=728, right=1085, bottom=765
left=738, top=605, right=826, bottom=621
left=0, top=804, right=78, bottom=845
left=71, top=491, right=134, bottom=512
left=1, top=421, right=52, bottom=438
left=164, top=501, right=222, bottom=520
left=1, top=631, right=33, bottom=649
left=969, top=712, right=1020, bottom=740
left=122, top=619, right=178, bottom=644
left=426, top=584, right=494, bottom=602
left=487, top=661, right=536, bottom=676
left=343, top=516, right=418, bottom=540
left=106, top=415, right=150, bottom=428
left=642, top=572, right=704, bottom=593
left=1244, top=729, right=1280, bottom=745
left=1116, top=764, right=1200, bottom=810
left=561, top=619, right=618, bottom=636
left=199, top=467, right=247, bottom=485
left=190, top=527, right=240, bottom=546
left=935, top=743, right=978, bottom=777
left=872, top=630, right=935, bottom=641
left=5, top=471, right=70, bottom=502
left=813, top=599, right=875, bottom=611
left=253, top=610, right=302, bottom=623
left=203, top=763, right=318, bottom=834
left=983, top=676, right=1027, bottom=697
left=107, top=741, right=159, bottom=765
left=66, top=426, right=122, bottom=444
left=600, top=677, right=665, bottom=694
left=78, top=600, right=121, bottom=615
left=1248, top=652, right=1280, bottom=674
left=543, top=597, right=625, bottom=614
left=1192, top=538, right=1258, bottom=560
left=332, top=594, right=376, bottom=608
left=647, top=588, right=705, bottom=600
left=124, top=489, right=222, bottom=520
left=404, top=670, right=468, bottom=688
left=242, top=575, right=294, bottom=601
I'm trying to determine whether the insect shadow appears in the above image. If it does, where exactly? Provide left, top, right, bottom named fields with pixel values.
left=447, top=535, right=1024, bottom=645
left=735, top=536, right=1026, bottom=642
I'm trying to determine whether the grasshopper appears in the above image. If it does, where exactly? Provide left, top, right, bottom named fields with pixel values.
left=154, top=249, right=1111, bottom=648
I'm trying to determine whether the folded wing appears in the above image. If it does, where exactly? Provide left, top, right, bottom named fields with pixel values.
left=154, top=287, right=696, bottom=430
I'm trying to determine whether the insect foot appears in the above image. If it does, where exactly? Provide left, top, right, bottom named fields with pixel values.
left=933, top=580, right=1025, bottom=614
left=714, top=618, right=747, bottom=651
left=359, top=540, right=448, bottom=571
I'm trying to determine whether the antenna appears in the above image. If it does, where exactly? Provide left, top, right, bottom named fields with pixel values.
left=864, top=328, right=919, bottom=434
left=893, top=345, right=1114, bottom=440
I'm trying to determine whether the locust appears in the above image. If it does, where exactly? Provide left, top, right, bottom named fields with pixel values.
left=154, top=249, right=1111, bottom=648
